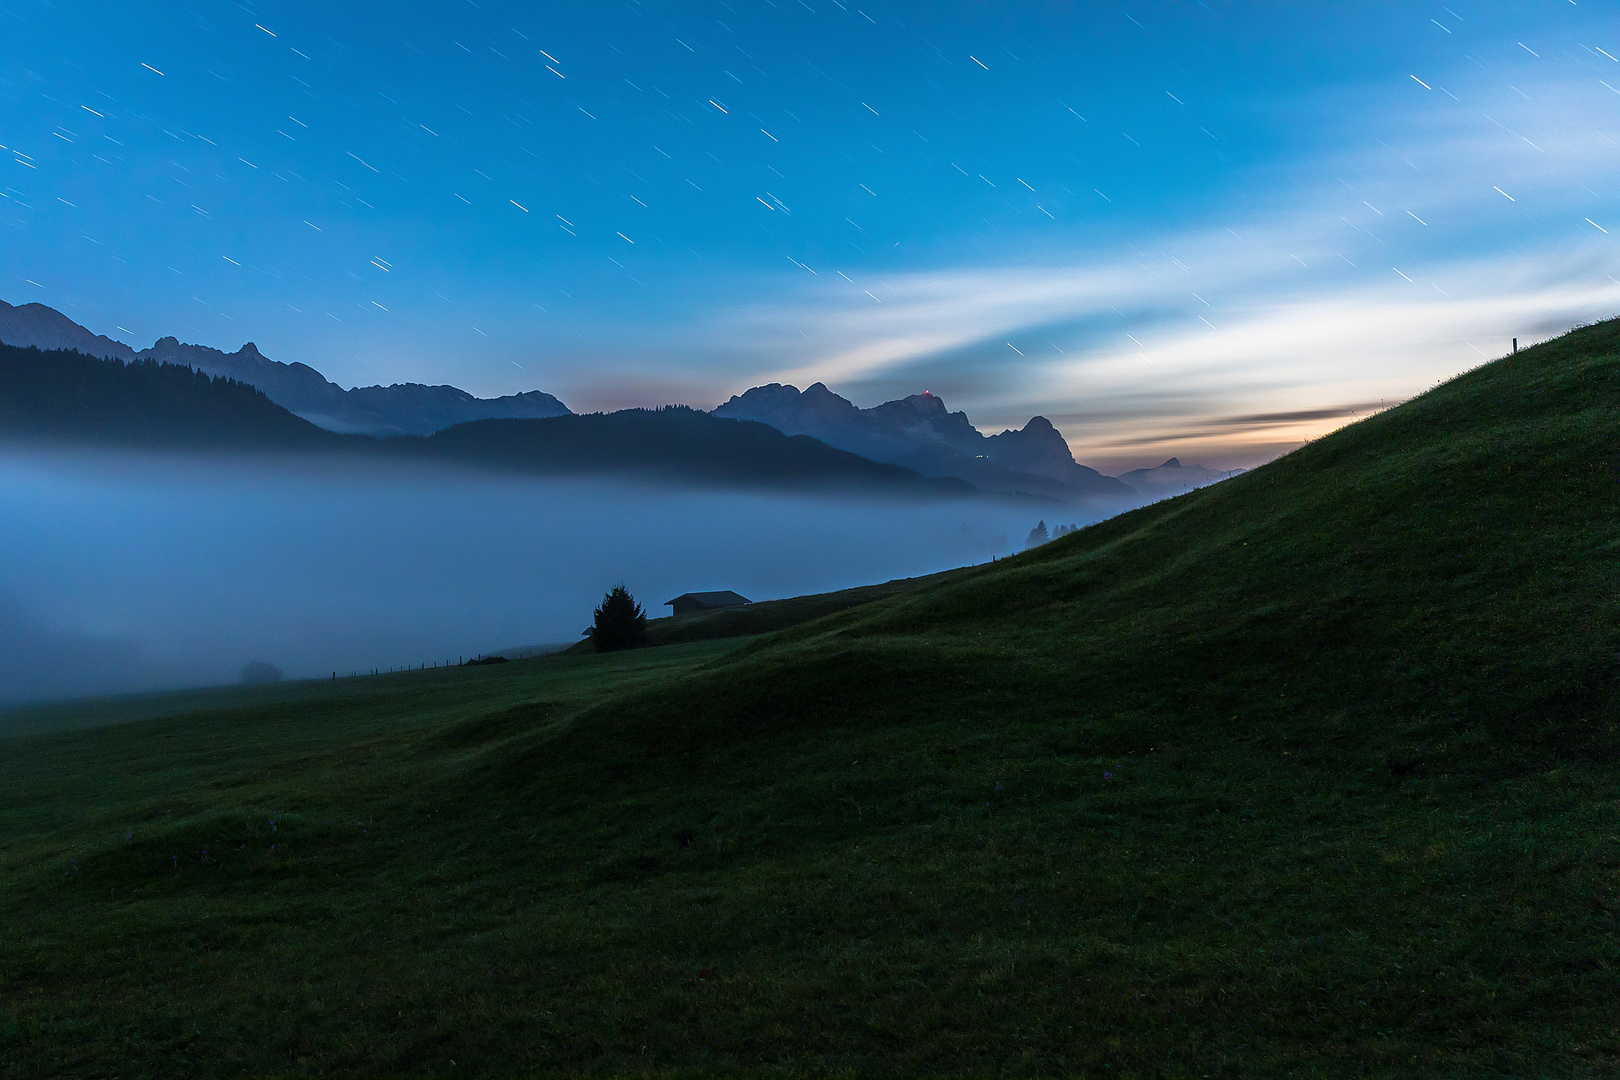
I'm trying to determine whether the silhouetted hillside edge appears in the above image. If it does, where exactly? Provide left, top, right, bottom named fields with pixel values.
left=562, top=319, right=1620, bottom=763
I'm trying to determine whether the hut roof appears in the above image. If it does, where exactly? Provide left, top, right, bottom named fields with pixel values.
left=664, top=590, right=752, bottom=608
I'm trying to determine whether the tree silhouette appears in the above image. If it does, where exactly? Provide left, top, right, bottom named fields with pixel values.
left=1025, top=520, right=1050, bottom=548
left=592, top=584, right=647, bottom=652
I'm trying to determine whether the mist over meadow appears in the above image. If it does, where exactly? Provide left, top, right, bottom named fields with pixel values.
left=0, top=449, right=1075, bottom=704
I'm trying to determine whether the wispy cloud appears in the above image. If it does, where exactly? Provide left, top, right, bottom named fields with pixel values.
left=686, top=68, right=1620, bottom=469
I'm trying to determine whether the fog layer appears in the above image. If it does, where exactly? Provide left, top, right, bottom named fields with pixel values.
left=0, top=450, right=1086, bottom=703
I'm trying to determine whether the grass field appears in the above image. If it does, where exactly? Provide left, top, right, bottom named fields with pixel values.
left=5, top=323, right=1620, bottom=1076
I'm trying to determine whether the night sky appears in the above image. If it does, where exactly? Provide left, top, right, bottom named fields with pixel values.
left=4, top=0, right=1619, bottom=469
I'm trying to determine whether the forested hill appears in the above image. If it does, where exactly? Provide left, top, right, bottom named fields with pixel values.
left=417, top=408, right=975, bottom=494
left=0, top=343, right=972, bottom=496
left=0, top=341, right=346, bottom=450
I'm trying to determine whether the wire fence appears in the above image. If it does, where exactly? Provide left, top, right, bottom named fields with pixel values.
left=328, top=642, right=573, bottom=679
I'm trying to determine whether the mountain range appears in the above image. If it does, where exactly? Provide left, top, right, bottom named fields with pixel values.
left=0, top=300, right=570, bottom=437
left=1118, top=457, right=1245, bottom=500
left=0, top=299, right=1236, bottom=505
left=0, top=340, right=969, bottom=497
left=713, top=382, right=1135, bottom=502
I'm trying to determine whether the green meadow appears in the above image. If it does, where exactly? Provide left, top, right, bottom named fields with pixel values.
left=5, top=322, right=1620, bottom=1076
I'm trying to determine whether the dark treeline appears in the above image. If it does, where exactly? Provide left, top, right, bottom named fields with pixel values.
left=420, top=407, right=972, bottom=493
left=0, top=343, right=972, bottom=495
left=0, top=342, right=349, bottom=450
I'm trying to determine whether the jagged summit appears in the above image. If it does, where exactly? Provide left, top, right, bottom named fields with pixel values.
left=715, top=381, right=1135, bottom=504
left=865, top=392, right=983, bottom=450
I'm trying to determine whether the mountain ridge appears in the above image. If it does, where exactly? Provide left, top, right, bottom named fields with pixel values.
left=0, top=341, right=970, bottom=497
left=1119, top=457, right=1246, bottom=501
left=0, top=300, right=571, bottom=437
left=0, top=342, right=348, bottom=451
left=714, top=381, right=1139, bottom=503
left=0, top=299, right=1239, bottom=505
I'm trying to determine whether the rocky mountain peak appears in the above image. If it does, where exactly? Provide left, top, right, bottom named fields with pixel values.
left=903, top=391, right=946, bottom=414
left=803, top=382, right=848, bottom=403
left=713, top=377, right=1138, bottom=504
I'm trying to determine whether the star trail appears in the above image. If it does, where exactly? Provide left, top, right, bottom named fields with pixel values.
left=3, top=0, right=1619, bottom=468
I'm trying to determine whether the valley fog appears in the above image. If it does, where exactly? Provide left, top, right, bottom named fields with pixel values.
left=0, top=450, right=1095, bottom=703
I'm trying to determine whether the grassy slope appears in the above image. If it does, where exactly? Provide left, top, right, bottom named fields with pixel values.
left=6, top=324, right=1620, bottom=1076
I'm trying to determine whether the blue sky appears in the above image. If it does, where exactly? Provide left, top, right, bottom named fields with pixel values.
left=3, top=0, right=1619, bottom=468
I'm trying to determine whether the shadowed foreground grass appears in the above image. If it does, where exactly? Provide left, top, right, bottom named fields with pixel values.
left=6, top=323, right=1620, bottom=1076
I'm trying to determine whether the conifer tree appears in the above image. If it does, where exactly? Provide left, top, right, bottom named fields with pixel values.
left=1025, top=520, right=1050, bottom=548
left=592, top=584, right=647, bottom=652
